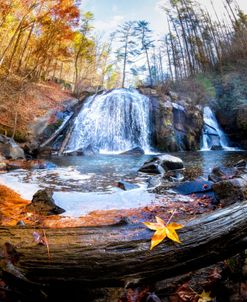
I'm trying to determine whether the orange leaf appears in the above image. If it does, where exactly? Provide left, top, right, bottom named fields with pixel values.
left=144, top=216, right=184, bottom=250
left=151, top=229, right=166, bottom=250
left=198, top=290, right=212, bottom=302
left=143, top=222, right=161, bottom=231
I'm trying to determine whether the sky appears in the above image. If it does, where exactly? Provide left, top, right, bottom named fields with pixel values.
left=82, top=0, right=247, bottom=38
left=81, top=0, right=247, bottom=84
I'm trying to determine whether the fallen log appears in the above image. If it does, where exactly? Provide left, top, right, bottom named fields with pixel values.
left=0, top=202, right=247, bottom=288
left=57, top=122, right=74, bottom=155
left=40, top=112, right=74, bottom=148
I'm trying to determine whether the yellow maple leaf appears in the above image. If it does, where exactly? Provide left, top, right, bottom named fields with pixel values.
left=143, top=216, right=184, bottom=250
left=198, top=290, right=212, bottom=302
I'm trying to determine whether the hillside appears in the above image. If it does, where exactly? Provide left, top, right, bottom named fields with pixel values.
left=0, top=76, right=72, bottom=142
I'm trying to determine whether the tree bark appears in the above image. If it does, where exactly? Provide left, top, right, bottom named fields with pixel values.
left=0, top=202, right=247, bottom=288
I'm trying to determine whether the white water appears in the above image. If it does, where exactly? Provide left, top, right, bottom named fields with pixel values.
left=201, top=106, right=237, bottom=151
left=66, top=88, right=152, bottom=154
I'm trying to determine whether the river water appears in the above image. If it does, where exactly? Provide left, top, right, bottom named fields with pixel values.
left=0, top=151, right=246, bottom=216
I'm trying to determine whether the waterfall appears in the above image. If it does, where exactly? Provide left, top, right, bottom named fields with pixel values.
left=65, top=88, right=152, bottom=154
left=201, top=106, right=236, bottom=151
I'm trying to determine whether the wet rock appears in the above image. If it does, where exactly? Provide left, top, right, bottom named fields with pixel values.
left=67, top=145, right=99, bottom=156
left=166, top=170, right=184, bottom=182
left=209, top=166, right=239, bottom=183
left=27, top=189, right=65, bottom=215
left=211, top=145, right=223, bottom=150
left=121, top=147, right=145, bottom=155
left=0, top=135, right=25, bottom=159
left=174, top=180, right=213, bottom=195
left=139, top=162, right=164, bottom=174
left=173, top=180, right=217, bottom=203
left=158, top=154, right=184, bottom=171
left=117, top=180, right=139, bottom=191
left=147, top=175, right=163, bottom=188
left=71, top=148, right=84, bottom=156
left=139, top=155, right=183, bottom=176
left=212, top=176, right=247, bottom=207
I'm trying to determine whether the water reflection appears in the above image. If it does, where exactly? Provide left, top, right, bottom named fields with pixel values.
left=175, top=151, right=247, bottom=179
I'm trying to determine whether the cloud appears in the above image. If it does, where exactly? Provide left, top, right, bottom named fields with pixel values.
left=93, top=15, right=125, bottom=32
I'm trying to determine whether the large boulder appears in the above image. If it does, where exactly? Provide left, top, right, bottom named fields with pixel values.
left=26, top=189, right=65, bottom=216
left=139, top=154, right=184, bottom=175
left=212, top=176, right=247, bottom=207
left=209, top=166, right=240, bottom=183
left=158, top=154, right=184, bottom=170
left=0, top=135, right=25, bottom=159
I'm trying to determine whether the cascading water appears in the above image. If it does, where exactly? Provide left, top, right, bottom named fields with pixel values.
left=201, top=106, right=237, bottom=151
left=66, top=88, right=152, bottom=154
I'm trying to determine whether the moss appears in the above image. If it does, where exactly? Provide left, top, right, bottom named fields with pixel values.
left=163, top=118, right=172, bottom=127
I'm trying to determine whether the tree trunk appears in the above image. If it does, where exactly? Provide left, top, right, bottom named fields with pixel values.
left=0, top=201, right=247, bottom=288
left=17, top=22, right=35, bottom=73
left=165, top=34, right=174, bottom=80
left=121, top=39, right=128, bottom=88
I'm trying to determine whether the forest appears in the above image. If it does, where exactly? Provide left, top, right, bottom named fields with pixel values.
left=0, top=0, right=247, bottom=302
left=0, top=0, right=246, bottom=91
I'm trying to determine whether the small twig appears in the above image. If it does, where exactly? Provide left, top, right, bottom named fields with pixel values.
left=166, top=210, right=176, bottom=225
left=42, top=229, right=50, bottom=260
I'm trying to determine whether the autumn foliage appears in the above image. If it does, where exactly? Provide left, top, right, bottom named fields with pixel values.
left=0, top=184, right=29, bottom=226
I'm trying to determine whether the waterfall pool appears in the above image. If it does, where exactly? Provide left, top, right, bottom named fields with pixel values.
left=0, top=151, right=246, bottom=217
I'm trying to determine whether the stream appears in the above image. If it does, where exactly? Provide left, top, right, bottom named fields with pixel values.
left=1, top=151, right=246, bottom=217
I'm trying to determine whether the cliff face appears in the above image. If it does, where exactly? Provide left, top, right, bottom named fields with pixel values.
left=139, top=87, right=204, bottom=152
left=213, top=71, right=247, bottom=149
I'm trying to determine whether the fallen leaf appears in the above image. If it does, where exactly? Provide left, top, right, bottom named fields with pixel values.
left=176, top=283, right=196, bottom=301
left=198, top=290, right=212, bottom=302
left=143, top=216, right=184, bottom=250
